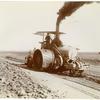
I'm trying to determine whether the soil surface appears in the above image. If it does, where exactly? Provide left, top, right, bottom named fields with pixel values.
left=0, top=52, right=100, bottom=99
left=0, top=58, right=59, bottom=98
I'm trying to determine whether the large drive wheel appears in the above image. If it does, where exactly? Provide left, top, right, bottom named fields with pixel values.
left=33, top=49, right=43, bottom=71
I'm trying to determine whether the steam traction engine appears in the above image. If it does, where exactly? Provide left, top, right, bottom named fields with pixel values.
left=25, top=31, right=84, bottom=77
left=25, top=2, right=91, bottom=76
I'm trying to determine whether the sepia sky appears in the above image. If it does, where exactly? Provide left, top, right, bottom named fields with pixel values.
left=0, top=1, right=100, bottom=52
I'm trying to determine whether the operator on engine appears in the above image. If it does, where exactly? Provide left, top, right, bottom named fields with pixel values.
left=45, top=33, right=52, bottom=49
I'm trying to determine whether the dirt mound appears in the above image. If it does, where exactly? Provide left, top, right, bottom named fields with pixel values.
left=0, top=59, right=58, bottom=98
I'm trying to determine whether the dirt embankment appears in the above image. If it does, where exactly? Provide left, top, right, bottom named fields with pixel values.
left=0, top=59, right=59, bottom=98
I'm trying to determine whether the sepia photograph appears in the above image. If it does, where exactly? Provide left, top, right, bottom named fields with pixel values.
left=0, top=0, right=100, bottom=99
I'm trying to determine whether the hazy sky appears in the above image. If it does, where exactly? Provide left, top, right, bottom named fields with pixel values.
left=0, top=1, right=100, bottom=52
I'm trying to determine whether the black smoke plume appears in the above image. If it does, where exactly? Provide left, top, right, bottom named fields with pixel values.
left=56, top=2, right=92, bottom=33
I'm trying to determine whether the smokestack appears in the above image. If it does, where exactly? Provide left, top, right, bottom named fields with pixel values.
left=53, top=1, right=93, bottom=47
